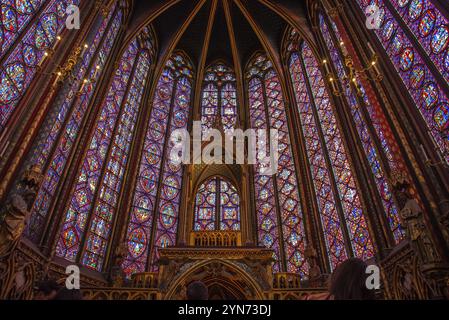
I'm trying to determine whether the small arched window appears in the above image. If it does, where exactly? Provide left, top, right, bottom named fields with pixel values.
left=200, top=62, right=238, bottom=134
left=193, top=177, right=241, bottom=231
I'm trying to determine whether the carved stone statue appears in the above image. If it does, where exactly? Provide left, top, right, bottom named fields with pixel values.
left=110, top=242, right=127, bottom=287
left=243, top=258, right=271, bottom=291
left=0, top=165, right=42, bottom=258
left=397, top=267, right=418, bottom=300
left=391, top=170, right=440, bottom=265
left=0, top=165, right=42, bottom=299
left=159, top=258, right=185, bottom=291
left=400, top=198, right=439, bottom=264
left=305, top=245, right=322, bottom=287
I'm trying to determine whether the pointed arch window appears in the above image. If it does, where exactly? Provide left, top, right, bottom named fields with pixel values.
left=0, top=0, right=81, bottom=133
left=316, top=15, right=403, bottom=244
left=287, top=40, right=375, bottom=270
left=356, top=0, right=449, bottom=162
left=201, top=62, right=238, bottom=134
left=247, top=54, right=308, bottom=277
left=193, top=177, right=241, bottom=231
left=26, top=4, right=123, bottom=243
left=122, top=52, right=193, bottom=277
left=55, top=30, right=155, bottom=271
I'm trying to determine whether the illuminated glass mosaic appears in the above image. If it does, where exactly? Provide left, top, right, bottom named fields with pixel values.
left=358, top=0, right=449, bottom=163
left=193, top=177, right=240, bottom=231
left=56, top=34, right=154, bottom=268
left=26, top=6, right=122, bottom=244
left=0, top=0, right=80, bottom=133
left=201, top=62, right=238, bottom=135
left=247, top=54, right=308, bottom=277
left=318, top=15, right=403, bottom=244
left=122, top=52, right=193, bottom=277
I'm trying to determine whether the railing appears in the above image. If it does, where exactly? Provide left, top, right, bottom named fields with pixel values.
left=271, top=288, right=327, bottom=300
left=82, top=288, right=159, bottom=300
left=190, top=231, right=242, bottom=247
left=131, top=272, right=159, bottom=289
left=272, top=273, right=302, bottom=289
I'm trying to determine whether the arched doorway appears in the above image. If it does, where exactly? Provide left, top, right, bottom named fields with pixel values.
left=163, top=260, right=267, bottom=300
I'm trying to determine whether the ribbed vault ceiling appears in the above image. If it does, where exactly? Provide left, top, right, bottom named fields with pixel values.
left=126, top=0, right=312, bottom=73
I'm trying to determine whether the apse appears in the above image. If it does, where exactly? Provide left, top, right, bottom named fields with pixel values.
left=0, top=0, right=448, bottom=302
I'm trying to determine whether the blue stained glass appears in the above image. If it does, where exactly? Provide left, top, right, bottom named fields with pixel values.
left=123, top=52, right=193, bottom=277
left=248, top=53, right=308, bottom=276
left=26, top=7, right=122, bottom=243
left=419, top=9, right=436, bottom=37
left=0, top=0, right=80, bottom=133
left=431, top=26, right=449, bottom=54
left=55, top=34, right=153, bottom=265
left=358, top=0, right=449, bottom=162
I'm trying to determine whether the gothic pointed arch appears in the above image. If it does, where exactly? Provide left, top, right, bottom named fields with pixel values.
left=246, top=51, right=309, bottom=276
left=200, top=59, right=239, bottom=134
left=23, top=1, right=132, bottom=245
left=283, top=33, right=378, bottom=270
left=55, top=25, right=156, bottom=271
left=122, top=50, right=194, bottom=277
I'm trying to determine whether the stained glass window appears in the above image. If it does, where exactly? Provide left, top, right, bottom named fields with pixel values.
left=288, top=51, right=348, bottom=269
left=247, top=54, right=308, bottom=277
left=287, top=38, right=375, bottom=269
left=0, top=0, right=46, bottom=57
left=357, top=0, right=449, bottom=162
left=318, top=15, right=403, bottom=243
left=26, top=4, right=122, bottom=244
left=122, top=52, right=193, bottom=277
left=193, top=177, right=240, bottom=231
left=0, top=0, right=80, bottom=133
left=201, top=62, right=238, bottom=135
left=388, top=0, right=449, bottom=85
left=55, top=31, right=154, bottom=269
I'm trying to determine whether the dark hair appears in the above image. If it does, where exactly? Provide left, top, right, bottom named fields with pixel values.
left=329, top=258, right=376, bottom=300
left=35, top=280, right=60, bottom=295
left=53, top=288, right=83, bottom=300
left=186, top=281, right=209, bottom=300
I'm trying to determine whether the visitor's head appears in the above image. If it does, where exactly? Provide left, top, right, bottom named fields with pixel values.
left=34, top=280, right=60, bottom=300
left=53, top=287, right=83, bottom=300
left=329, top=258, right=376, bottom=300
left=186, top=281, right=209, bottom=300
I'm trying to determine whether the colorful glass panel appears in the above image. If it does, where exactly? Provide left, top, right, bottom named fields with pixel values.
left=289, top=52, right=348, bottom=269
left=55, top=39, right=143, bottom=262
left=26, top=6, right=121, bottom=243
left=0, top=0, right=80, bottom=133
left=358, top=0, right=449, bottom=162
left=201, top=62, right=238, bottom=134
left=301, top=42, right=375, bottom=261
left=319, top=15, right=403, bottom=243
left=122, top=53, right=193, bottom=277
left=81, top=50, right=151, bottom=271
left=193, top=177, right=241, bottom=232
left=0, top=0, right=45, bottom=57
left=389, top=0, right=449, bottom=84
left=247, top=54, right=308, bottom=277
